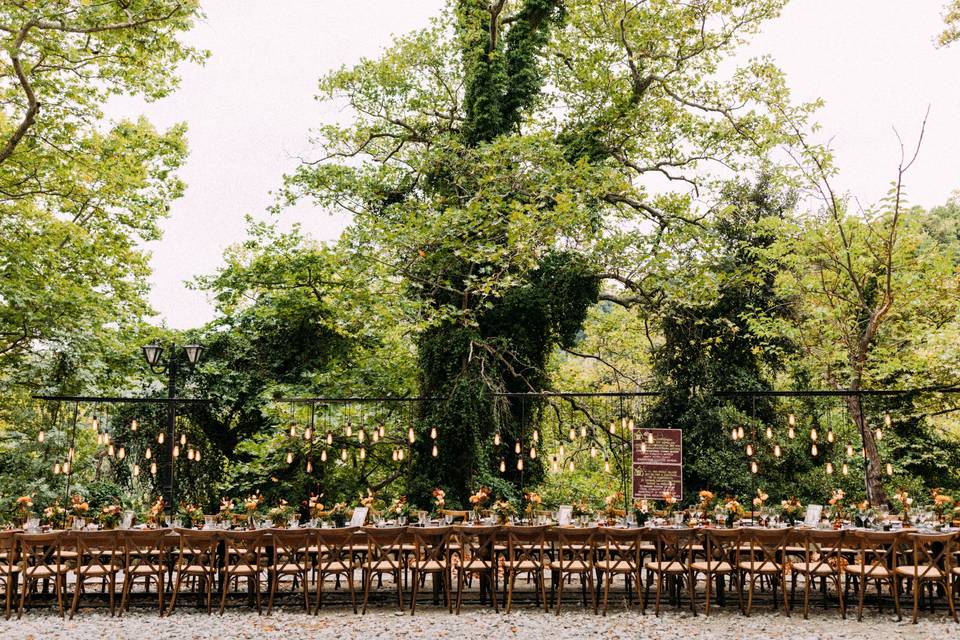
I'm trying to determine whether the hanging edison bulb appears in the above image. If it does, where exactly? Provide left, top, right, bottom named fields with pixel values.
left=514, top=441, right=521, bottom=455
left=378, top=425, right=385, bottom=438
left=326, top=431, right=333, bottom=445
left=788, top=426, right=795, bottom=439
left=398, top=449, right=405, bottom=461
left=569, top=460, right=576, bottom=472
left=158, top=432, right=165, bottom=444
left=118, top=447, right=126, bottom=460
left=321, top=449, right=328, bottom=462
left=407, top=427, right=416, bottom=444
left=96, top=434, right=103, bottom=446
left=63, top=461, right=71, bottom=474
left=773, top=444, right=782, bottom=457
left=517, top=458, right=524, bottom=471
left=788, top=413, right=796, bottom=427
left=604, top=458, right=611, bottom=473
left=37, top=431, right=45, bottom=443
left=810, top=428, right=818, bottom=442
left=530, top=447, right=537, bottom=459
left=150, top=462, right=157, bottom=475
left=145, top=447, right=152, bottom=459
left=750, top=460, right=758, bottom=474
left=372, top=430, right=379, bottom=443
left=559, top=444, right=566, bottom=458
left=532, top=430, right=539, bottom=443
left=499, top=459, right=506, bottom=473
left=737, top=426, right=745, bottom=440
left=846, top=444, right=854, bottom=457
left=826, top=429, right=835, bottom=443
left=132, top=464, right=140, bottom=477
left=765, top=426, right=773, bottom=439
left=826, top=462, right=834, bottom=474
left=580, top=425, right=588, bottom=438
left=621, top=416, right=628, bottom=429
left=842, top=463, right=849, bottom=476
left=131, top=419, right=138, bottom=432
left=551, top=459, right=558, bottom=472
left=885, top=463, right=893, bottom=475
left=340, top=448, right=348, bottom=461
left=108, top=444, right=115, bottom=457
left=92, top=417, right=99, bottom=431
left=731, top=427, right=739, bottom=441
left=432, top=443, right=438, bottom=457
left=884, top=413, right=892, bottom=428
left=494, top=432, right=501, bottom=446
left=187, top=449, right=194, bottom=461
left=430, top=427, right=437, bottom=440
left=568, top=427, right=576, bottom=441
left=590, top=446, right=597, bottom=458
left=173, top=445, right=180, bottom=458
left=304, top=427, right=312, bottom=441
left=306, top=460, right=313, bottom=473
left=345, top=423, right=353, bottom=438
left=54, top=462, right=62, bottom=475
left=628, top=418, right=635, bottom=432
left=357, top=429, right=366, bottom=443
left=289, top=424, right=297, bottom=438
left=180, top=433, right=186, bottom=446
left=609, top=420, right=616, bottom=434
left=874, top=427, right=883, bottom=441
left=811, top=443, right=818, bottom=456
left=359, top=447, right=366, bottom=460
left=195, top=450, right=201, bottom=462
left=391, top=449, right=398, bottom=462
left=746, top=444, right=754, bottom=457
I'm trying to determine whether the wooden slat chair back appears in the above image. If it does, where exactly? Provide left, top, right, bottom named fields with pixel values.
left=846, top=530, right=900, bottom=621
left=453, top=525, right=501, bottom=614
left=16, top=532, right=65, bottom=619
left=314, top=526, right=361, bottom=614
left=692, top=527, right=742, bottom=615
left=596, top=527, right=645, bottom=615
left=501, top=525, right=548, bottom=613
left=120, top=529, right=170, bottom=616
left=0, top=530, right=18, bottom=620
left=644, top=527, right=696, bottom=616
left=408, top=525, right=454, bottom=615
left=789, top=528, right=846, bottom=619
left=361, top=526, right=407, bottom=614
left=68, top=531, right=123, bottom=618
left=738, top=528, right=790, bottom=617
left=550, top=527, right=597, bottom=616
left=168, top=529, right=220, bottom=615
left=894, top=531, right=957, bottom=624
left=267, top=529, right=313, bottom=614
left=220, top=530, right=266, bottom=615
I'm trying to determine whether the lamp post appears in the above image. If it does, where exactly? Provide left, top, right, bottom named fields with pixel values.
left=141, top=342, right=203, bottom=514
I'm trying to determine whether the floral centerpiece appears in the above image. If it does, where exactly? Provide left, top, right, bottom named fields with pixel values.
left=241, top=494, right=263, bottom=527
left=387, top=496, right=410, bottom=522
left=14, top=496, right=33, bottom=526
left=931, top=488, right=954, bottom=524
left=571, top=498, right=592, bottom=523
left=267, top=499, right=294, bottom=527
left=721, top=497, right=745, bottom=528
left=468, top=486, right=491, bottom=520
left=146, top=496, right=165, bottom=527
left=827, top=489, right=847, bottom=527
left=660, top=491, right=677, bottom=518
left=43, top=501, right=66, bottom=528
left=176, top=503, right=204, bottom=528
left=893, top=489, right=913, bottom=525
left=522, top=491, right=542, bottom=520
left=697, top=490, right=716, bottom=517
left=602, top=491, right=624, bottom=523
left=779, top=497, right=803, bottom=526
left=431, top=488, right=446, bottom=516
left=853, top=500, right=874, bottom=528
left=633, top=499, right=651, bottom=525
left=307, top=494, right=325, bottom=521
left=218, top=498, right=235, bottom=524
left=70, top=494, right=90, bottom=520
left=752, top=489, right=768, bottom=512
left=99, top=504, right=123, bottom=529
left=329, top=502, right=348, bottom=527
left=492, top=499, right=516, bottom=525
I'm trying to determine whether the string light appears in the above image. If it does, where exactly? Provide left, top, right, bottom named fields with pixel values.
left=810, top=428, right=818, bottom=442
left=130, top=419, right=138, bottom=432
left=158, top=432, right=165, bottom=444
left=372, top=430, right=379, bottom=443
left=289, top=424, right=297, bottom=438
left=398, top=449, right=405, bottom=461
left=345, top=424, right=353, bottom=437
left=746, top=444, right=754, bottom=457
left=810, top=443, right=818, bottom=456
left=306, top=460, right=313, bottom=473
left=108, top=444, right=115, bottom=457
left=788, top=413, right=796, bottom=426
left=499, top=459, right=506, bottom=473
left=54, top=462, right=61, bottom=474
left=580, top=425, right=587, bottom=438
left=532, top=430, right=539, bottom=443
left=874, top=427, right=883, bottom=441
left=407, top=427, right=415, bottom=444
left=132, top=464, right=140, bottom=477
left=826, top=462, right=834, bottom=474
left=627, top=419, right=635, bottom=432
left=609, top=420, right=616, bottom=434
left=195, top=450, right=201, bottom=462
left=826, top=429, right=835, bottom=443
left=787, top=414, right=796, bottom=440
left=150, top=462, right=157, bottom=475
left=340, top=448, right=348, bottom=461
left=326, top=432, right=333, bottom=445
left=886, top=463, right=893, bottom=475
left=359, top=447, right=366, bottom=460
left=569, top=427, right=576, bottom=441
left=884, top=413, right=892, bottom=427
left=494, top=432, right=501, bottom=446
left=774, top=444, right=782, bottom=457
left=750, top=461, right=758, bottom=474
left=187, top=449, right=194, bottom=461
left=378, top=425, right=385, bottom=438
left=180, top=434, right=186, bottom=446
left=514, top=442, right=521, bottom=455
left=37, top=431, right=45, bottom=443
left=737, top=426, right=745, bottom=440
left=568, top=460, right=576, bottom=472
left=304, top=427, right=312, bottom=440
left=530, top=447, right=537, bottom=459
left=63, top=461, right=71, bottom=474
left=173, top=445, right=179, bottom=458
left=92, top=417, right=99, bottom=431
left=765, top=426, right=773, bottom=439
left=621, top=416, right=628, bottom=429
left=358, top=429, right=366, bottom=443
left=145, top=447, right=152, bottom=459
left=321, top=450, right=328, bottom=462
left=432, top=443, right=438, bottom=457
left=430, top=427, right=437, bottom=440
left=731, top=427, right=739, bottom=441
left=391, top=449, right=398, bottom=461
left=516, top=458, right=523, bottom=471
left=842, top=463, right=849, bottom=475
left=604, top=457, right=610, bottom=473
left=846, top=444, right=854, bottom=457
left=117, top=447, right=125, bottom=460
left=590, top=446, right=597, bottom=458
left=559, top=444, right=566, bottom=457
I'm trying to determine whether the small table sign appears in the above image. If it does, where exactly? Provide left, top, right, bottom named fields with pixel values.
left=349, top=506, right=369, bottom=527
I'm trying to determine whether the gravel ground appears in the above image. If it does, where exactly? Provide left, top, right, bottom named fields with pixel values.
left=0, top=607, right=955, bottom=640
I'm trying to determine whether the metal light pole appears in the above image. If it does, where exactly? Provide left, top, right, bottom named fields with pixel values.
left=142, top=342, right=203, bottom=514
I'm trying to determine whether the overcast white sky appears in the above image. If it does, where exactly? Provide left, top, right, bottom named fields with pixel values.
left=108, top=0, right=960, bottom=330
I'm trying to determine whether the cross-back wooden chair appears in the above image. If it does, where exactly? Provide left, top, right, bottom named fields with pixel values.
left=314, top=526, right=360, bottom=614
left=643, top=527, right=696, bottom=616
left=894, top=531, right=957, bottom=624
left=219, top=530, right=266, bottom=615
left=845, top=530, right=900, bottom=621
left=120, top=529, right=170, bottom=616
left=454, top=525, right=500, bottom=614
left=267, top=528, right=312, bottom=614
left=788, top=528, right=846, bottom=619
left=692, top=527, right=742, bottom=615
left=596, top=527, right=645, bottom=615
left=501, top=525, right=548, bottom=613
left=68, top=531, right=123, bottom=618
left=361, top=526, right=407, bottom=614
left=550, top=527, right=597, bottom=616
left=737, top=527, right=790, bottom=617
left=16, top=531, right=66, bottom=619
left=0, top=530, right=19, bottom=620
left=408, top=525, right=454, bottom=615
left=168, top=529, right=220, bottom=615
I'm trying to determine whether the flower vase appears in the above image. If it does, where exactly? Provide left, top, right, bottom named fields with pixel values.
left=332, top=514, right=346, bottom=528
left=725, top=514, right=734, bottom=529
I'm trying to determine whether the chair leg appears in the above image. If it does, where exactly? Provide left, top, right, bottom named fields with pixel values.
left=602, top=572, right=610, bottom=615
left=267, top=571, right=277, bottom=615
left=410, top=570, right=419, bottom=616
left=69, top=577, right=83, bottom=620
left=703, top=572, right=711, bottom=616
left=912, top=578, right=920, bottom=624
left=745, top=574, right=755, bottom=617
left=158, top=574, right=165, bottom=617
left=396, top=570, right=405, bottom=612
left=555, top=571, right=565, bottom=616
left=362, top=570, right=372, bottom=615
left=506, top=570, right=516, bottom=614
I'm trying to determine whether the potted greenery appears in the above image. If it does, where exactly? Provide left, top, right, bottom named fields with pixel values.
left=99, top=504, right=123, bottom=530
left=267, top=500, right=294, bottom=527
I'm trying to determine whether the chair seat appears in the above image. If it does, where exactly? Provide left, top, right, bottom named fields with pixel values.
left=76, top=564, right=121, bottom=577
left=227, top=565, right=263, bottom=576
left=318, top=561, right=352, bottom=573
left=271, top=562, right=308, bottom=574
left=738, top=561, right=782, bottom=573
left=367, top=560, right=402, bottom=572
left=413, top=560, right=447, bottom=572
left=790, top=562, right=837, bottom=576
left=24, top=565, right=64, bottom=578
left=595, top=559, right=637, bottom=572
left=895, top=565, right=943, bottom=579
left=690, top=560, right=732, bottom=573
left=177, top=564, right=216, bottom=575
left=846, top=563, right=890, bottom=578
left=644, top=560, right=686, bottom=573
left=550, top=560, right=591, bottom=573
left=952, top=567, right=960, bottom=576
left=505, top=560, right=542, bottom=572
left=461, top=559, right=493, bottom=571
left=127, top=565, right=164, bottom=576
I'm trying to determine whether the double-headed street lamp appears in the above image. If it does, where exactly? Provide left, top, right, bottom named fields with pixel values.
left=141, top=342, right=204, bottom=514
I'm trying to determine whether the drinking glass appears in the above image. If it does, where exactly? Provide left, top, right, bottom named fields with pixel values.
left=122, top=511, right=135, bottom=529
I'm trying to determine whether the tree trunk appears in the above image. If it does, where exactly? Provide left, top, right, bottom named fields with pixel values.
left=844, top=393, right=886, bottom=505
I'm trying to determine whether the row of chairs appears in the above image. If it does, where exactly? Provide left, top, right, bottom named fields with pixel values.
left=1, top=526, right=957, bottom=623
